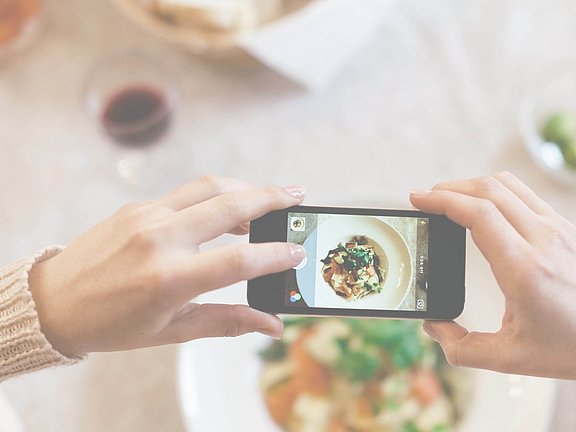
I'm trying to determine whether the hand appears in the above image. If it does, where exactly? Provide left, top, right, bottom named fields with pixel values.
left=28, top=176, right=307, bottom=357
left=411, top=172, right=576, bottom=379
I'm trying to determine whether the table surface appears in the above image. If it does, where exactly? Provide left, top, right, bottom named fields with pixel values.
left=2, top=0, right=576, bottom=430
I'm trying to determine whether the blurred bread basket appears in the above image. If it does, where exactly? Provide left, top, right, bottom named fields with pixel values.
left=111, top=0, right=312, bottom=64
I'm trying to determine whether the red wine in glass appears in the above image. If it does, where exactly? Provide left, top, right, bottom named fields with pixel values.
left=101, top=85, right=171, bottom=146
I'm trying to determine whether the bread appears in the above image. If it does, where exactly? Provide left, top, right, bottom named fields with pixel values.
left=0, top=0, right=40, bottom=45
left=151, top=0, right=283, bottom=32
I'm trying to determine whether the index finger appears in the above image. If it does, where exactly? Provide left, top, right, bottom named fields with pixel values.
left=431, top=175, right=541, bottom=243
left=172, top=186, right=306, bottom=245
left=492, top=171, right=556, bottom=216
left=410, top=189, right=531, bottom=280
left=155, top=176, right=255, bottom=211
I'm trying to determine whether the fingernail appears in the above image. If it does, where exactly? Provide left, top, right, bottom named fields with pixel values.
left=284, top=186, right=306, bottom=200
left=256, top=328, right=283, bottom=340
left=423, top=322, right=438, bottom=341
left=288, top=243, right=306, bottom=264
left=239, top=222, right=250, bottom=230
left=410, top=190, right=431, bottom=196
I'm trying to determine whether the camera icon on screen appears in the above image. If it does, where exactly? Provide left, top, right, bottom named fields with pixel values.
left=290, top=216, right=306, bottom=232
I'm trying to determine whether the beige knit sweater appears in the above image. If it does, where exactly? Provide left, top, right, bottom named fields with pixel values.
left=0, top=247, right=81, bottom=382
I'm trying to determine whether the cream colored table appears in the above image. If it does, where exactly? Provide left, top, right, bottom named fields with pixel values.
left=1, top=0, right=576, bottom=430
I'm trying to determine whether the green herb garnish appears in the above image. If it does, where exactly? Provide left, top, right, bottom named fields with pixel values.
left=541, top=112, right=576, bottom=167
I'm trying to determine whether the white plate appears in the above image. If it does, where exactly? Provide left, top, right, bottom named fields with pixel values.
left=177, top=237, right=557, bottom=432
left=0, top=391, right=23, bottom=432
left=296, top=215, right=413, bottom=310
left=178, top=332, right=556, bottom=432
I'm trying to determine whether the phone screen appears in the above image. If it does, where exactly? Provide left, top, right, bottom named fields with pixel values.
left=285, top=212, right=429, bottom=311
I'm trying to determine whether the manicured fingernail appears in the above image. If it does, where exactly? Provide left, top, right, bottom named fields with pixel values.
left=423, top=322, right=438, bottom=341
left=410, top=190, right=431, bottom=196
left=288, top=243, right=306, bottom=264
left=285, top=186, right=306, bottom=200
left=256, top=328, right=283, bottom=339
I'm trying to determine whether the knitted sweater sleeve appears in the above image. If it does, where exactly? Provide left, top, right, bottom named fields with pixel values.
left=0, top=247, right=82, bottom=382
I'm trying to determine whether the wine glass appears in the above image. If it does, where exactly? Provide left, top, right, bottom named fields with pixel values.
left=82, top=49, right=179, bottom=187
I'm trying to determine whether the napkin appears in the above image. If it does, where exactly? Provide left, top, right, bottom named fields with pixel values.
left=239, top=0, right=398, bottom=90
left=0, top=390, right=23, bottom=432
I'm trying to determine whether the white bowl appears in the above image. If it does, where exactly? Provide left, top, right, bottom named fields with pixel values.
left=519, top=61, right=576, bottom=187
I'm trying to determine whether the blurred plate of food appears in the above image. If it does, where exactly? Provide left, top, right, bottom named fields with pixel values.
left=0, top=0, right=43, bottom=63
left=177, top=316, right=556, bottom=432
left=297, top=216, right=413, bottom=310
left=519, top=61, right=576, bottom=187
left=111, top=0, right=312, bottom=63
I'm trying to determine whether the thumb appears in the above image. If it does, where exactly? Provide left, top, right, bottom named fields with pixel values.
left=423, top=320, right=505, bottom=371
left=157, top=303, right=284, bottom=344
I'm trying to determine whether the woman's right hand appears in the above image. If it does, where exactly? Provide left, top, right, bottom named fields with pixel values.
left=411, top=172, right=576, bottom=379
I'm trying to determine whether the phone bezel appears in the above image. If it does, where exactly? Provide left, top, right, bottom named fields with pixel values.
left=248, top=206, right=465, bottom=320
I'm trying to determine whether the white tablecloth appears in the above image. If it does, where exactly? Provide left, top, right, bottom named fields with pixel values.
left=2, top=0, right=576, bottom=430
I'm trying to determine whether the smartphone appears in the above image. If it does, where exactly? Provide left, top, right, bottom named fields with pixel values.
left=248, top=206, right=466, bottom=320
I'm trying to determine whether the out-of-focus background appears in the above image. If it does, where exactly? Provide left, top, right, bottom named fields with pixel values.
left=2, top=0, right=576, bottom=431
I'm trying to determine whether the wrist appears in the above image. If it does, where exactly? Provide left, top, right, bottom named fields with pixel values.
left=28, top=255, right=80, bottom=358
left=0, top=246, right=81, bottom=382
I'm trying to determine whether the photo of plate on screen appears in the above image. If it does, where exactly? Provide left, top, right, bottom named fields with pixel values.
left=293, top=215, right=415, bottom=311
left=259, top=318, right=471, bottom=432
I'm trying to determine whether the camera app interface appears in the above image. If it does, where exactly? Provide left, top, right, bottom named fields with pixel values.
left=286, top=213, right=429, bottom=311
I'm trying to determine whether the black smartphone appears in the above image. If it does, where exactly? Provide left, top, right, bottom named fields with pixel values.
left=248, top=206, right=465, bottom=320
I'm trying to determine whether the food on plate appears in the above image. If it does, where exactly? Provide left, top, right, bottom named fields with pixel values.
left=541, top=112, right=576, bottom=168
left=0, top=0, right=40, bottom=45
left=141, top=0, right=283, bottom=32
left=259, top=318, right=469, bottom=432
left=321, top=235, right=386, bottom=302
